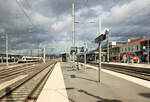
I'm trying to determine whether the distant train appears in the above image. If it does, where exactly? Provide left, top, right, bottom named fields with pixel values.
left=18, top=56, right=42, bottom=63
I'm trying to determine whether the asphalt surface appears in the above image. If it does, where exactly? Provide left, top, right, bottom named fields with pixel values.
left=60, top=62, right=150, bottom=102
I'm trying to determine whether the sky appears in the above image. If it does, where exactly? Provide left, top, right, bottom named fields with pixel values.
left=0, top=0, right=150, bottom=55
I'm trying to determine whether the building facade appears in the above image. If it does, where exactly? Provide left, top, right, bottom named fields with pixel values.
left=120, top=37, right=149, bottom=62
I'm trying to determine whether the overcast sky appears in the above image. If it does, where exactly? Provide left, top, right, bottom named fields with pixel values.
left=0, top=0, right=150, bottom=55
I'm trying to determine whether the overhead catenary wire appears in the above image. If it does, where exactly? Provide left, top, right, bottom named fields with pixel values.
left=15, top=0, right=34, bottom=27
left=24, top=0, right=32, bottom=10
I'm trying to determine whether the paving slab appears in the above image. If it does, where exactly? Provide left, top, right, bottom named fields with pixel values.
left=61, top=62, right=150, bottom=102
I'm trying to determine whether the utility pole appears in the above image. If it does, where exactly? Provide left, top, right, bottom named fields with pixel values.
left=6, top=34, right=8, bottom=66
left=107, top=29, right=109, bottom=62
left=38, top=41, right=40, bottom=57
left=43, top=48, right=45, bottom=63
left=30, top=49, right=32, bottom=56
left=0, top=29, right=8, bottom=66
left=98, top=17, right=102, bottom=83
left=84, top=42, right=87, bottom=71
left=72, top=2, right=75, bottom=68
left=65, top=33, right=68, bottom=62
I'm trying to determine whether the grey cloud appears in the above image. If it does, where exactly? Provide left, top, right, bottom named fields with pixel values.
left=0, top=0, right=150, bottom=55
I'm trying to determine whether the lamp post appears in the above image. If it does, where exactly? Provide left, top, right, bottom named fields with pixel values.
left=98, top=17, right=102, bottom=83
left=72, top=3, right=80, bottom=70
left=78, top=17, right=102, bottom=82
left=72, top=2, right=75, bottom=69
left=6, top=34, right=8, bottom=66
left=84, top=42, right=87, bottom=72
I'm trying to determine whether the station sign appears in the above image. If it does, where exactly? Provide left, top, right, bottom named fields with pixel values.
left=95, top=34, right=106, bottom=43
left=71, top=47, right=77, bottom=52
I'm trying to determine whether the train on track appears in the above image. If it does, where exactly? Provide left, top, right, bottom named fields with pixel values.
left=18, top=56, right=42, bottom=63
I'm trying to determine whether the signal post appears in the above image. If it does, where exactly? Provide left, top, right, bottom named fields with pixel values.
left=95, top=17, right=109, bottom=83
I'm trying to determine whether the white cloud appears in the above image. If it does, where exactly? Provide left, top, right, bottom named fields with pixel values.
left=102, top=0, right=150, bottom=25
left=51, top=15, right=72, bottom=32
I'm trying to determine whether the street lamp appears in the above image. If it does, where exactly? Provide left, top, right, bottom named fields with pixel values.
left=72, top=2, right=75, bottom=69
left=92, top=17, right=102, bottom=83
left=74, top=17, right=103, bottom=82
left=98, top=17, right=102, bottom=83
left=72, top=3, right=81, bottom=70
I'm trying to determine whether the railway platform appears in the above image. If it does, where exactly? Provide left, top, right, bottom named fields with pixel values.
left=36, top=62, right=150, bottom=102
left=36, top=62, right=69, bottom=102
left=102, top=62, right=150, bottom=69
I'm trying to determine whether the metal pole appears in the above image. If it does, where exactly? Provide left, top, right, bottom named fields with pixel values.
left=31, top=49, right=32, bottom=56
left=2, top=57, right=3, bottom=63
left=72, top=3, right=75, bottom=68
left=65, top=33, right=68, bottom=62
left=43, top=48, right=45, bottom=63
left=119, top=53, right=120, bottom=63
left=98, top=17, right=102, bottom=83
left=14, top=49, right=16, bottom=63
left=84, top=43, right=87, bottom=71
left=107, top=29, right=109, bottom=62
left=148, top=39, right=149, bottom=64
left=6, top=34, right=8, bottom=66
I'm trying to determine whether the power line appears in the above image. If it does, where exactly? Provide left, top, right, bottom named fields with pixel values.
left=24, top=0, right=32, bottom=10
left=15, top=0, right=34, bottom=27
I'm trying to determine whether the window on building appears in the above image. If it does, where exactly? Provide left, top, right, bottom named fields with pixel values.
left=128, top=47, right=130, bottom=51
left=137, top=45, right=139, bottom=50
left=131, top=48, right=133, bottom=52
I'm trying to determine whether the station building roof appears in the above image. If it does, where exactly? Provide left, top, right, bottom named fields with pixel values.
left=127, top=37, right=149, bottom=44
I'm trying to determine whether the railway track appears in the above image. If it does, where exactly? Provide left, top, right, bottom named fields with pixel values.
left=0, top=63, right=34, bottom=71
left=0, top=63, right=17, bottom=66
left=89, top=62, right=150, bottom=81
left=0, top=64, right=37, bottom=84
left=0, top=61, right=57, bottom=102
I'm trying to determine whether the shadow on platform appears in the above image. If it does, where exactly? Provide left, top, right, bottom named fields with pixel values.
left=78, top=89, right=122, bottom=102
left=55, top=89, right=76, bottom=102
left=66, top=87, right=75, bottom=90
left=139, top=93, right=150, bottom=99
left=70, top=74, right=98, bottom=83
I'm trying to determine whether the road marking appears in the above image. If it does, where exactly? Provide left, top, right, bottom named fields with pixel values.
left=84, top=64, right=150, bottom=89
left=36, top=62, right=69, bottom=102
